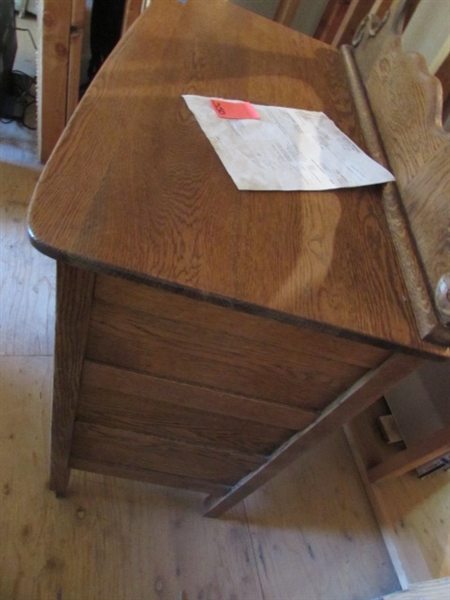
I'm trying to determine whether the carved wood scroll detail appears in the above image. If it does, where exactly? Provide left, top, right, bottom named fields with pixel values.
left=345, top=0, right=450, bottom=343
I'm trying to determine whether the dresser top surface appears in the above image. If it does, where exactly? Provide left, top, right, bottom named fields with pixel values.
left=27, top=0, right=448, bottom=357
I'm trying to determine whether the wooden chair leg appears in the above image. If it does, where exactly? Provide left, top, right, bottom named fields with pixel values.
left=273, top=0, right=302, bottom=26
left=122, top=0, right=143, bottom=35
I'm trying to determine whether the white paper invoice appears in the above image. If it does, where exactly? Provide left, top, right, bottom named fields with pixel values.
left=182, top=94, right=395, bottom=191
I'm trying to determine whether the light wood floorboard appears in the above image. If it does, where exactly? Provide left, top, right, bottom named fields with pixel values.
left=0, top=162, right=54, bottom=357
left=1, top=357, right=400, bottom=600
left=374, top=577, right=450, bottom=600
left=243, top=431, right=399, bottom=600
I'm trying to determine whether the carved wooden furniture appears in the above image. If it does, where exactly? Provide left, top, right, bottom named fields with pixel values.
left=28, top=0, right=449, bottom=517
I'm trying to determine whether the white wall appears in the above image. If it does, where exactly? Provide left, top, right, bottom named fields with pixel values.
left=403, top=0, right=450, bottom=73
left=230, top=0, right=330, bottom=35
left=290, top=0, right=329, bottom=36
left=230, top=0, right=279, bottom=20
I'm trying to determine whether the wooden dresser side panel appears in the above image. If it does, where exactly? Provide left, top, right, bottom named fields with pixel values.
left=86, top=275, right=391, bottom=412
left=68, top=274, right=394, bottom=492
left=73, top=361, right=313, bottom=491
left=94, top=274, right=389, bottom=369
left=77, top=363, right=299, bottom=457
left=70, top=421, right=265, bottom=487
left=80, top=361, right=317, bottom=432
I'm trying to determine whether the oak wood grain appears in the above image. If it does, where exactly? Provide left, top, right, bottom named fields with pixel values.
left=28, top=0, right=449, bottom=518
left=27, top=0, right=445, bottom=355
left=331, top=0, right=374, bottom=48
left=71, top=422, right=265, bottom=486
left=66, top=29, right=83, bottom=122
left=86, top=297, right=368, bottom=410
left=360, top=46, right=447, bottom=189
left=0, top=358, right=267, bottom=600
left=3, top=115, right=446, bottom=593
left=50, top=262, right=95, bottom=494
left=315, top=0, right=352, bottom=44
left=436, top=52, right=450, bottom=124
left=1, top=357, right=398, bottom=600
left=80, top=361, right=317, bottom=431
left=71, top=0, right=85, bottom=28
left=341, top=43, right=450, bottom=346
left=367, top=50, right=450, bottom=314
left=402, top=145, right=450, bottom=328
left=122, top=0, right=143, bottom=35
left=77, top=381, right=296, bottom=456
left=334, top=0, right=419, bottom=49
left=95, top=273, right=390, bottom=369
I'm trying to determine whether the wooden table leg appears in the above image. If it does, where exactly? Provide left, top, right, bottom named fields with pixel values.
left=50, top=262, right=95, bottom=495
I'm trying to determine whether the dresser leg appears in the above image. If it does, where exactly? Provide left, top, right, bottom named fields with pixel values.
left=50, top=262, right=96, bottom=495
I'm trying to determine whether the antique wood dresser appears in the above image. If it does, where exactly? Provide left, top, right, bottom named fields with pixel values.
left=28, top=0, right=449, bottom=516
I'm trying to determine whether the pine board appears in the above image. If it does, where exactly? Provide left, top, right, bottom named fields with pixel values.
left=0, top=162, right=55, bottom=356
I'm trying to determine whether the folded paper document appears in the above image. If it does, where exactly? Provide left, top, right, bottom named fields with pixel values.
left=183, top=94, right=395, bottom=191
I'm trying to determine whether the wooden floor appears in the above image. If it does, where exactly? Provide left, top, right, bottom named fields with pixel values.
left=380, top=578, right=450, bottom=600
left=0, top=51, right=448, bottom=600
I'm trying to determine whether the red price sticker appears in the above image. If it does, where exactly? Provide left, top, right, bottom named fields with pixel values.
left=210, top=99, right=260, bottom=120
